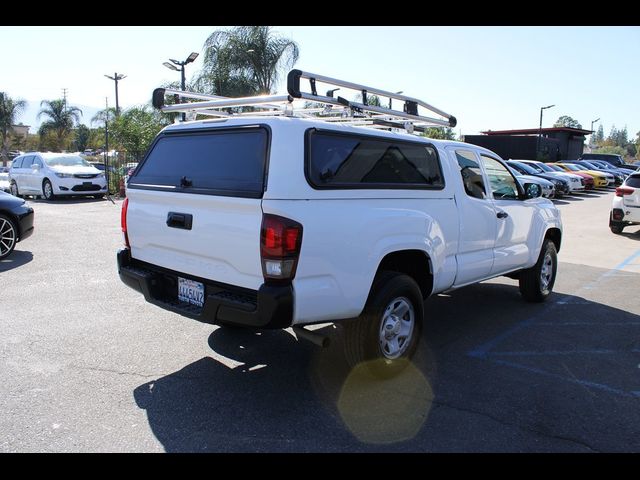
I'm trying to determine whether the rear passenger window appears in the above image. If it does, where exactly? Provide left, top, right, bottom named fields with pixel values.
left=131, top=128, right=269, bottom=198
left=306, top=130, right=444, bottom=189
left=455, top=150, right=487, bottom=199
left=22, top=156, right=34, bottom=168
left=12, top=157, right=23, bottom=169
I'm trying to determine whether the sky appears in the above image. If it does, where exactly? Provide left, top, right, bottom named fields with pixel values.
left=2, top=26, right=638, bottom=139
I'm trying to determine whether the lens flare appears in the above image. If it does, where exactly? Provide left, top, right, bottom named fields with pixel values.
left=337, top=359, right=433, bottom=444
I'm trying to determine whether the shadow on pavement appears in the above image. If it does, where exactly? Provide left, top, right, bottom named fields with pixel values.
left=28, top=196, right=107, bottom=205
left=0, top=249, right=33, bottom=272
left=133, top=269, right=640, bottom=452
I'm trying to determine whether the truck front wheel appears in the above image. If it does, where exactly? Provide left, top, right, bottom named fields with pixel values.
left=344, top=271, right=423, bottom=378
left=519, top=239, right=557, bottom=303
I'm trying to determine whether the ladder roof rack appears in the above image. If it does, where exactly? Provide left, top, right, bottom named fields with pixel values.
left=152, top=69, right=457, bottom=134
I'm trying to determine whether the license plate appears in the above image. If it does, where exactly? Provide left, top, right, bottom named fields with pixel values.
left=178, top=277, right=205, bottom=308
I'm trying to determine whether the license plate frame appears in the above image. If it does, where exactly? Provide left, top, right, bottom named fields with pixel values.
left=178, top=277, right=205, bottom=308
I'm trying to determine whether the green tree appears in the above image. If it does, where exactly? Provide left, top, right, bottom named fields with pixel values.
left=37, top=99, right=83, bottom=151
left=423, top=127, right=456, bottom=140
left=197, top=26, right=299, bottom=96
left=553, top=115, right=582, bottom=129
left=616, top=125, right=628, bottom=147
left=0, top=92, right=27, bottom=166
left=74, top=124, right=91, bottom=152
left=593, top=145, right=626, bottom=156
left=594, top=124, right=605, bottom=144
left=605, top=125, right=618, bottom=146
left=109, top=105, right=168, bottom=161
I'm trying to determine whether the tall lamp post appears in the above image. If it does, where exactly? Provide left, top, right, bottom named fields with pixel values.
left=104, top=72, right=126, bottom=116
left=163, top=52, right=199, bottom=121
left=590, top=117, right=600, bottom=146
left=536, top=104, right=555, bottom=159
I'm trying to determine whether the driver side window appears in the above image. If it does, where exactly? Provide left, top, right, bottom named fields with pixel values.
left=480, top=155, right=519, bottom=200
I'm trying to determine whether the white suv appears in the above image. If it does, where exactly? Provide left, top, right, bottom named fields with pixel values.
left=10, top=152, right=107, bottom=200
left=610, top=172, right=640, bottom=234
left=117, top=71, right=563, bottom=377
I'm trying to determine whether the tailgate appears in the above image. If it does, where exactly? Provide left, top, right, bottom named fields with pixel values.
left=126, top=126, right=269, bottom=290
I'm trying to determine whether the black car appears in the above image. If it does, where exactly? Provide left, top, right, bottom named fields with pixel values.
left=580, top=153, right=639, bottom=173
left=0, top=191, right=34, bottom=259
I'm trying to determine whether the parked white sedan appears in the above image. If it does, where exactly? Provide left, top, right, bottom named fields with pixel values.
left=9, top=152, right=108, bottom=200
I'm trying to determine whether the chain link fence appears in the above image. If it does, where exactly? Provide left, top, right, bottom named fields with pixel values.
left=85, top=151, right=138, bottom=197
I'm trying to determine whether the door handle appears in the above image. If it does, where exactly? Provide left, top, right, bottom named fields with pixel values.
left=166, top=212, right=193, bottom=230
left=496, top=211, right=509, bottom=219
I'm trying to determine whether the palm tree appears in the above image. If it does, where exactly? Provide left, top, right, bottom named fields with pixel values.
left=0, top=92, right=27, bottom=166
left=197, top=26, right=299, bottom=96
left=37, top=99, right=82, bottom=151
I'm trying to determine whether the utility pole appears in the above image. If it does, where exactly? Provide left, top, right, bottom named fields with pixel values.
left=104, top=97, right=110, bottom=192
left=104, top=73, right=126, bottom=116
left=62, top=88, right=68, bottom=113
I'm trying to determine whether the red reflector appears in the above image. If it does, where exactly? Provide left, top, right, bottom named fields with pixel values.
left=121, top=198, right=129, bottom=232
left=121, top=198, right=130, bottom=248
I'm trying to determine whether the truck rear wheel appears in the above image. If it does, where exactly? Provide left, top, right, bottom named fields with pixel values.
left=519, top=239, right=557, bottom=303
left=344, top=271, right=423, bottom=378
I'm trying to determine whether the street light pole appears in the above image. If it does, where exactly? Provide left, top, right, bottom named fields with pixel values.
left=104, top=72, right=126, bottom=116
left=590, top=117, right=600, bottom=143
left=163, top=52, right=199, bottom=122
left=536, top=104, right=555, bottom=160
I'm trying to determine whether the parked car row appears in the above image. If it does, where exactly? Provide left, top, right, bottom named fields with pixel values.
left=504, top=158, right=638, bottom=200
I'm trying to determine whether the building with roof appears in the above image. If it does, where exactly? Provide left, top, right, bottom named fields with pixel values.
left=464, top=127, right=592, bottom=161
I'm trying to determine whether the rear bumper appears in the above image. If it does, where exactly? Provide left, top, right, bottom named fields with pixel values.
left=117, top=248, right=293, bottom=329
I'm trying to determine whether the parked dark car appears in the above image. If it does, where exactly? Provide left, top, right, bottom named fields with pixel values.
left=0, top=190, right=34, bottom=259
left=580, top=153, right=639, bottom=172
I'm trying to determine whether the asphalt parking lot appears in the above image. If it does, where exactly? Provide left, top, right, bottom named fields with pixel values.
left=1, top=189, right=639, bottom=452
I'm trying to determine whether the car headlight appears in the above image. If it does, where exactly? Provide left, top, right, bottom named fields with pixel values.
left=55, top=172, right=73, bottom=178
left=97, top=172, right=105, bottom=178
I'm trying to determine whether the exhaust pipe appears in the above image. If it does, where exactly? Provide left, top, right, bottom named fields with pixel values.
left=292, top=326, right=330, bottom=348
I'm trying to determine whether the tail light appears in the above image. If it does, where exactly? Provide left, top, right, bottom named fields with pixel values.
left=121, top=197, right=130, bottom=248
left=615, top=187, right=634, bottom=197
left=260, top=213, right=303, bottom=283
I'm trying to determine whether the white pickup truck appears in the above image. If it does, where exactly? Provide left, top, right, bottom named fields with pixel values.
left=117, top=75, right=562, bottom=377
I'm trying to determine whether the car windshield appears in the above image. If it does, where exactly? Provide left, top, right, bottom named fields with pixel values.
left=581, top=161, right=601, bottom=170
left=547, top=164, right=564, bottom=171
left=511, top=161, right=538, bottom=175
left=534, top=162, right=554, bottom=172
left=522, top=162, right=544, bottom=173
left=561, top=164, right=581, bottom=171
left=45, top=155, right=92, bottom=167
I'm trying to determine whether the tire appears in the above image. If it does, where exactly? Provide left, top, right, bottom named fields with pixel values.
left=610, top=223, right=624, bottom=234
left=42, top=179, right=55, bottom=201
left=519, top=239, right=557, bottom=303
left=10, top=181, right=20, bottom=198
left=344, top=271, right=423, bottom=378
left=0, top=214, right=17, bottom=260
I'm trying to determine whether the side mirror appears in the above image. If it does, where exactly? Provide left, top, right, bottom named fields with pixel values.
left=32, top=163, right=40, bottom=171
left=523, top=182, right=542, bottom=199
